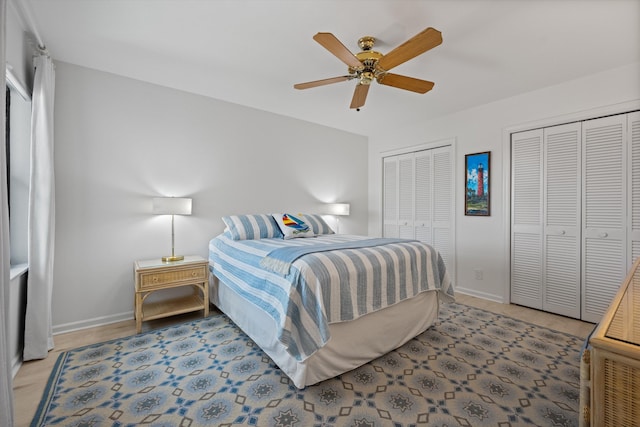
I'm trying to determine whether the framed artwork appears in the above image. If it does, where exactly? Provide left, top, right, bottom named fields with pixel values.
left=465, top=151, right=490, bottom=216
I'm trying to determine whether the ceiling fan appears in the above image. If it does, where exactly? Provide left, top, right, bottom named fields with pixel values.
left=294, top=27, right=442, bottom=110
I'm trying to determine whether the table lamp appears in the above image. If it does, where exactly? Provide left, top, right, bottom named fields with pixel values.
left=325, top=203, right=350, bottom=233
left=152, top=197, right=192, bottom=262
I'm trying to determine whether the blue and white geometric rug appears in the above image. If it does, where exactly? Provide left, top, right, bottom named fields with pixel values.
left=31, top=302, right=585, bottom=426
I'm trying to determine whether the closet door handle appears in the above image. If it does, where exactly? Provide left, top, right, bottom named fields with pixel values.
left=598, top=232, right=608, bottom=238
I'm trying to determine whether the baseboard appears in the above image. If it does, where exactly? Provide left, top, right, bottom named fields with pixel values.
left=53, top=311, right=134, bottom=335
left=455, top=287, right=506, bottom=304
left=49, top=291, right=503, bottom=335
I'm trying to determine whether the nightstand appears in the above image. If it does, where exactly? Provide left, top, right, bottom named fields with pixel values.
left=134, top=255, right=210, bottom=333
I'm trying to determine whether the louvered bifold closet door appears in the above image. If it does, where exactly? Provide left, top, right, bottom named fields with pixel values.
left=624, top=111, right=640, bottom=344
left=432, top=147, right=453, bottom=274
left=582, top=115, right=628, bottom=323
left=543, top=123, right=581, bottom=318
left=629, top=111, right=640, bottom=266
left=383, top=157, right=399, bottom=238
left=414, top=150, right=432, bottom=245
left=398, top=154, right=415, bottom=239
left=511, top=129, right=544, bottom=309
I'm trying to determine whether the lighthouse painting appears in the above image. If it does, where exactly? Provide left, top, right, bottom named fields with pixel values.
left=465, top=151, right=490, bottom=216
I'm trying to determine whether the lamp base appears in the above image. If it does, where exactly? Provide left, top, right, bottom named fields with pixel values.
left=162, top=255, right=184, bottom=262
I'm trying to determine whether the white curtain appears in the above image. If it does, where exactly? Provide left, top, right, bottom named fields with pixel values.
left=0, top=0, right=16, bottom=423
left=23, top=55, right=56, bottom=361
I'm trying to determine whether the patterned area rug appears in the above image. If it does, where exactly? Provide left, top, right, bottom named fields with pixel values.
left=32, top=302, right=585, bottom=426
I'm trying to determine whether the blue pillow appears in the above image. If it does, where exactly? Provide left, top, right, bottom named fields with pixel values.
left=302, top=213, right=335, bottom=235
left=222, top=214, right=283, bottom=240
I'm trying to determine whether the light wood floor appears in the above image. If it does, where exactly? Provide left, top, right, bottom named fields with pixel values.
left=12, top=294, right=595, bottom=426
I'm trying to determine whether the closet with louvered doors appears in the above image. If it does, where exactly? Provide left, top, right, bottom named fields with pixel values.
left=510, top=111, right=640, bottom=322
left=511, top=123, right=582, bottom=318
left=382, top=145, right=453, bottom=278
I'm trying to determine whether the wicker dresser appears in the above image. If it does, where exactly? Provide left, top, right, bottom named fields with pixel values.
left=588, top=257, right=640, bottom=426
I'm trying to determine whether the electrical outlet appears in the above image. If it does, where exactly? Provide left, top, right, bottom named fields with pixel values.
left=474, top=269, right=483, bottom=280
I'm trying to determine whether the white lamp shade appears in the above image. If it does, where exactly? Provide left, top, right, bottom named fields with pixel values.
left=152, top=197, right=192, bottom=215
left=325, top=203, right=350, bottom=216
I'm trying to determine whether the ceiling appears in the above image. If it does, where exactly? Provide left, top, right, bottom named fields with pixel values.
left=19, top=0, right=640, bottom=137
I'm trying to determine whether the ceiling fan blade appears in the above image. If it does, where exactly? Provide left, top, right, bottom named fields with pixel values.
left=377, top=27, right=442, bottom=71
left=313, top=32, right=363, bottom=69
left=350, top=83, right=370, bottom=109
left=377, top=73, right=435, bottom=93
left=294, top=75, right=353, bottom=90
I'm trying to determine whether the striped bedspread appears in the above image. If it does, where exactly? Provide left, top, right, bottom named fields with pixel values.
left=209, top=233, right=454, bottom=361
left=259, top=237, right=415, bottom=276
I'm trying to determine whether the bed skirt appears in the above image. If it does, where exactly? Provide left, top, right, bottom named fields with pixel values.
left=209, top=274, right=440, bottom=388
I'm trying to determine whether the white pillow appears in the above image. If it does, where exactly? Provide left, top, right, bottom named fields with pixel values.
left=272, top=213, right=315, bottom=239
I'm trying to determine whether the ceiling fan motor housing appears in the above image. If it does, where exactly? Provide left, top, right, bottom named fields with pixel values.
left=352, top=41, right=384, bottom=85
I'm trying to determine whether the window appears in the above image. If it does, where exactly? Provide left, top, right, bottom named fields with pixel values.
left=6, top=68, right=31, bottom=267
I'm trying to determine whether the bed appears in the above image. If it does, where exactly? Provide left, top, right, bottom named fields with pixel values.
left=208, top=213, right=454, bottom=388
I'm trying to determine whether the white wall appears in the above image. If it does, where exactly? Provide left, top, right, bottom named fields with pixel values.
left=368, top=62, right=640, bottom=302
left=6, top=2, right=33, bottom=92
left=52, top=61, right=368, bottom=332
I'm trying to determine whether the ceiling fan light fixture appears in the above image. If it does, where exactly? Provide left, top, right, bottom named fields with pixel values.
left=359, top=71, right=375, bottom=85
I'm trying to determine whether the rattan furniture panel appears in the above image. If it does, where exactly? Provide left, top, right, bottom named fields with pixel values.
left=588, top=257, right=640, bottom=426
left=134, top=255, right=209, bottom=333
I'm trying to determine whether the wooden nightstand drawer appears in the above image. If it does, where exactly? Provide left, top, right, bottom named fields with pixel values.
left=139, top=266, right=207, bottom=290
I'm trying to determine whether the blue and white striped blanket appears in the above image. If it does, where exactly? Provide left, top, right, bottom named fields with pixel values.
left=259, top=237, right=414, bottom=276
left=209, top=233, right=454, bottom=361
